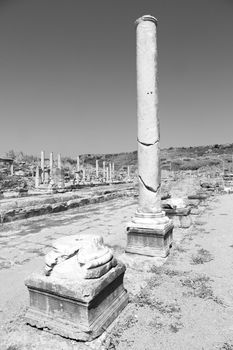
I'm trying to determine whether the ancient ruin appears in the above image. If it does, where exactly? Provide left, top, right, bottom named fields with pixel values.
left=126, top=15, right=173, bottom=257
left=25, top=235, right=128, bottom=341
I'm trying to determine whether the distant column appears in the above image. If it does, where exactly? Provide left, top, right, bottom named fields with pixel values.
left=41, top=151, right=45, bottom=183
left=44, top=170, right=49, bottom=184
left=96, top=159, right=99, bottom=178
left=112, top=163, right=115, bottom=179
left=127, top=165, right=130, bottom=178
left=49, top=152, right=53, bottom=179
left=106, top=166, right=109, bottom=182
left=109, top=163, right=112, bottom=182
left=103, top=161, right=106, bottom=181
left=126, top=15, right=173, bottom=258
left=77, top=156, right=80, bottom=172
left=57, top=153, right=61, bottom=169
left=35, top=166, right=40, bottom=188
left=10, top=163, right=14, bottom=176
left=82, top=168, right=86, bottom=182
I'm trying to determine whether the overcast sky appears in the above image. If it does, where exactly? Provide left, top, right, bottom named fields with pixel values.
left=0, top=0, right=233, bottom=157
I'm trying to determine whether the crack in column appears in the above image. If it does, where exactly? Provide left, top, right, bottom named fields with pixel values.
left=139, top=175, right=161, bottom=193
left=137, top=138, right=159, bottom=146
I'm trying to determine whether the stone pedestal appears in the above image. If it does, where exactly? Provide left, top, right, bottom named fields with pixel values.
left=126, top=213, right=173, bottom=257
left=188, top=194, right=208, bottom=207
left=25, top=263, right=128, bottom=341
left=163, top=207, right=192, bottom=228
left=25, top=235, right=128, bottom=341
left=187, top=198, right=201, bottom=215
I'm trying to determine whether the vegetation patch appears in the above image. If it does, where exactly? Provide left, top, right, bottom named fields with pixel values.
left=148, top=317, right=164, bottom=332
left=131, top=288, right=181, bottom=315
left=181, top=274, right=213, bottom=299
left=0, top=261, right=12, bottom=270
left=180, top=274, right=224, bottom=305
left=191, top=248, right=214, bottom=265
left=149, top=265, right=185, bottom=277
left=169, top=320, right=184, bottom=333
left=219, top=343, right=233, bottom=350
left=105, top=312, right=138, bottom=350
left=172, top=243, right=188, bottom=253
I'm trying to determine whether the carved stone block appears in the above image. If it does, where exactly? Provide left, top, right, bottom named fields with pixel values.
left=25, top=262, right=128, bottom=341
left=126, top=220, right=173, bottom=258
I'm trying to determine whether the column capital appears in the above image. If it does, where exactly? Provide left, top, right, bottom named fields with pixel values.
left=135, top=15, right=157, bottom=27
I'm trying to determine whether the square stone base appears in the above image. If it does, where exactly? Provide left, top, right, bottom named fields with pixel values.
left=164, top=207, right=192, bottom=228
left=126, top=221, right=173, bottom=258
left=24, top=262, right=128, bottom=341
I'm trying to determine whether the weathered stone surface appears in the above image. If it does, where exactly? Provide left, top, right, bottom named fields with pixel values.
left=161, top=192, right=171, bottom=200
left=126, top=220, right=173, bottom=258
left=52, top=255, right=118, bottom=280
left=163, top=207, right=191, bottom=216
left=166, top=197, right=187, bottom=209
left=188, top=194, right=208, bottom=200
left=51, top=202, right=68, bottom=213
left=126, top=16, right=173, bottom=257
left=24, top=262, right=128, bottom=341
left=44, top=234, right=114, bottom=280
left=162, top=205, right=192, bottom=228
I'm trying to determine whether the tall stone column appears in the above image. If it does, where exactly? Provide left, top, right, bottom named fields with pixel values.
left=109, top=163, right=112, bottom=182
left=126, top=15, right=173, bottom=258
left=35, top=165, right=40, bottom=188
left=10, top=163, right=14, bottom=176
left=103, top=161, right=106, bottom=181
left=77, top=156, right=80, bottom=172
left=82, top=168, right=86, bottom=182
left=49, top=152, right=53, bottom=179
left=41, top=151, right=45, bottom=183
left=127, top=165, right=130, bottom=179
left=112, top=163, right=115, bottom=179
left=106, top=167, right=109, bottom=182
left=96, top=159, right=99, bottom=179
left=57, top=153, right=61, bottom=169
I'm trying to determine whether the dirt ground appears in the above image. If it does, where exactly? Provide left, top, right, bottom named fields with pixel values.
left=1, top=180, right=233, bottom=349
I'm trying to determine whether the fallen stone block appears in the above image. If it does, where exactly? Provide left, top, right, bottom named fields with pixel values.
left=51, top=203, right=68, bottom=213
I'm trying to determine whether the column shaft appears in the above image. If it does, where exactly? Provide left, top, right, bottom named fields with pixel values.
left=57, top=154, right=61, bottom=169
left=41, top=151, right=45, bottom=183
left=136, top=16, right=161, bottom=214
